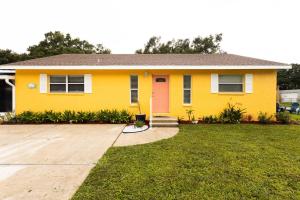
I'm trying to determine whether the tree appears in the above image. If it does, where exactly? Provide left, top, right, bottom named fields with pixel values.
left=0, top=49, right=29, bottom=65
left=95, top=44, right=111, bottom=54
left=277, top=64, right=300, bottom=90
left=136, top=34, right=223, bottom=54
left=28, top=31, right=111, bottom=58
left=0, top=31, right=111, bottom=65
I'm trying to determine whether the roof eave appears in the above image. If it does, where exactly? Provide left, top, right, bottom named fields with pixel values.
left=0, top=65, right=292, bottom=70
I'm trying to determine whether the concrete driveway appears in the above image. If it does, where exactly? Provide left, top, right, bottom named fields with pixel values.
left=0, top=124, right=124, bottom=200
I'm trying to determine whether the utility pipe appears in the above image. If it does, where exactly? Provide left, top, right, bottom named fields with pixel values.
left=4, top=78, right=15, bottom=112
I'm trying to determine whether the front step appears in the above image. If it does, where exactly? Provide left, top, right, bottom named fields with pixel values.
left=150, top=116, right=178, bottom=127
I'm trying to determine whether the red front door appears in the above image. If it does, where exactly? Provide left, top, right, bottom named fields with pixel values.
left=152, top=75, right=169, bottom=113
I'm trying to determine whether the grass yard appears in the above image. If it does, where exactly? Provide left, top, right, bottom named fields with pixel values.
left=279, top=102, right=300, bottom=121
left=72, top=125, right=300, bottom=200
left=291, top=114, right=300, bottom=121
left=280, top=102, right=293, bottom=107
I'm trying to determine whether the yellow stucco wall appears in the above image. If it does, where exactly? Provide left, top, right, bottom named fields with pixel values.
left=15, top=69, right=277, bottom=120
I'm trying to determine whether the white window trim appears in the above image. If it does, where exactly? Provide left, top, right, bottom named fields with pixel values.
left=130, top=75, right=138, bottom=104
left=218, top=75, right=244, bottom=93
left=245, top=74, right=253, bottom=93
left=183, top=75, right=192, bottom=105
left=49, top=75, right=85, bottom=93
left=211, top=74, right=218, bottom=93
left=84, top=74, right=92, bottom=93
left=40, top=74, right=47, bottom=93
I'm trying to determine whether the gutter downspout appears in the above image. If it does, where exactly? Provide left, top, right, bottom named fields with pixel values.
left=4, top=78, right=15, bottom=112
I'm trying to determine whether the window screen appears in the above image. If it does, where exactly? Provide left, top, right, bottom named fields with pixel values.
left=49, top=75, right=84, bottom=93
left=183, top=75, right=191, bottom=104
left=50, top=76, right=66, bottom=92
left=68, top=75, right=84, bottom=92
left=130, top=75, right=138, bottom=103
left=219, top=75, right=243, bottom=92
left=156, top=78, right=166, bottom=82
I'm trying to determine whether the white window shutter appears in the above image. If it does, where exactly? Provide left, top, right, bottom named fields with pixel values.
left=245, top=74, right=253, bottom=93
left=84, top=74, right=92, bottom=93
left=211, top=74, right=218, bottom=93
left=40, top=74, right=47, bottom=93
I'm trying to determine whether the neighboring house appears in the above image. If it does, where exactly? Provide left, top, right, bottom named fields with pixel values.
left=0, top=54, right=291, bottom=120
left=280, top=89, right=300, bottom=102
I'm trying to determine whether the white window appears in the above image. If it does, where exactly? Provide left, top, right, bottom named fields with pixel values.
left=183, top=75, right=191, bottom=104
left=49, top=75, right=84, bottom=93
left=130, top=75, right=138, bottom=103
left=219, top=75, right=243, bottom=92
left=68, top=75, right=84, bottom=92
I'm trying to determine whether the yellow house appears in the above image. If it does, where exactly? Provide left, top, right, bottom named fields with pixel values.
left=0, top=54, right=290, bottom=124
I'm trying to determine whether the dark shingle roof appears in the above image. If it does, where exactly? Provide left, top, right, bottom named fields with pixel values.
left=3, top=54, right=288, bottom=66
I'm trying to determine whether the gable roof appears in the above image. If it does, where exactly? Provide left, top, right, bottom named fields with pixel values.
left=0, top=54, right=290, bottom=70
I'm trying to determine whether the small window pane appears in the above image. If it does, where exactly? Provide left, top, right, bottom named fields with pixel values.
left=131, top=90, right=138, bottom=103
left=219, top=75, right=242, bottom=84
left=156, top=78, right=166, bottom=82
left=184, top=90, right=191, bottom=104
left=130, top=76, right=138, bottom=89
left=219, top=84, right=243, bottom=92
left=50, top=76, right=66, bottom=83
left=184, top=75, right=191, bottom=88
left=68, top=76, right=84, bottom=83
left=68, top=84, right=84, bottom=92
left=50, top=84, right=66, bottom=92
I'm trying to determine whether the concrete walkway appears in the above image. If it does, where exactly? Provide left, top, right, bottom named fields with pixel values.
left=0, top=124, right=124, bottom=200
left=114, top=127, right=179, bottom=147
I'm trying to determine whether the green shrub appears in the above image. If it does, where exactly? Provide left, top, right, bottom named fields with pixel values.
left=134, top=120, right=145, bottom=128
left=186, top=109, right=194, bottom=121
left=61, top=110, right=76, bottom=122
left=258, top=112, right=273, bottom=124
left=202, top=115, right=219, bottom=124
left=16, top=111, right=38, bottom=123
left=219, top=103, right=246, bottom=124
left=96, top=110, right=111, bottom=123
left=85, top=111, right=97, bottom=122
left=119, top=110, right=133, bottom=124
left=94, top=109, right=132, bottom=124
left=13, top=110, right=132, bottom=124
left=276, top=111, right=291, bottom=124
left=110, top=109, right=120, bottom=123
left=41, top=110, right=62, bottom=123
left=76, top=111, right=96, bottom=123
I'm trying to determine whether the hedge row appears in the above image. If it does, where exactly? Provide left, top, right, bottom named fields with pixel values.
left=10, top=110, right=133, bottom=124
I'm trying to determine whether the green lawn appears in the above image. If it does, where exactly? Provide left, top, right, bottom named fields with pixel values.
left=280, top=102, right=293, bottom=107
left=279, top=102, right=300, bottom=121
left=291, top=114, right=300, bottom=121
left=72, top=125, right=300, bottom=200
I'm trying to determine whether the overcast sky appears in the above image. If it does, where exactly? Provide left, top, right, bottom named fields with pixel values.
left=1, top=0, right=299, bottom=63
